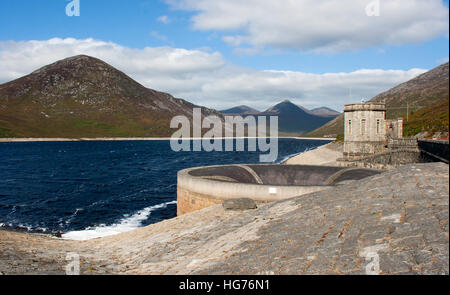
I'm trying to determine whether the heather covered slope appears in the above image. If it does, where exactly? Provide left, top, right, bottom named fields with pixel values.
left=0, top=55, right=220, bottom=138
left=403, top=98, right=449, bottom=138
left=370, top=62, right=449, bottom=120
left=307, top=62, right=449, bottom=138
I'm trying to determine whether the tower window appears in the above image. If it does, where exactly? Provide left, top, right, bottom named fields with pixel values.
left=361, top=119, right=366, bottom=135
left=376, top=119, right=380, bottom=134
left=348, top=120, right=352, bottom=135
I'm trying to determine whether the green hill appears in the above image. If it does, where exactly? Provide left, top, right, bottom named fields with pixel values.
left=0, top=55, right=220, bottom=138
left=403, top=98, right=449, bottom=138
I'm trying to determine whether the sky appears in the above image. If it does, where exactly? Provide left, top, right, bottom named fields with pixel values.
left=0, top=0, right=448, bottom=111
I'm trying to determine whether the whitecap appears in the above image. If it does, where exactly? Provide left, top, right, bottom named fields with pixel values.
left=61, top=200, right=177, bottom=240
left=65, top=208, right=83, bottom=225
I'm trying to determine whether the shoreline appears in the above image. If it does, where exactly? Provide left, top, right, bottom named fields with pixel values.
left=282, top=141, right=343, bottom=166
left=0, top=136, right=335, bottom=143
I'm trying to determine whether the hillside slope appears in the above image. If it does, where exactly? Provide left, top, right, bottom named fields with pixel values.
left=307, top=62, right=449, bottom=137
left=0, top=55, right=220, bottom=138
left=403, top=98, right=449, bottom=138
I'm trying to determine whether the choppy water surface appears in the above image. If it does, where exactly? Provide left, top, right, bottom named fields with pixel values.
left=0, top=138, right=331, bottom=239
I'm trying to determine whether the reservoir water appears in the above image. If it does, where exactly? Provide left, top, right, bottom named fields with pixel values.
left=0, top=138, right=331, bottom=239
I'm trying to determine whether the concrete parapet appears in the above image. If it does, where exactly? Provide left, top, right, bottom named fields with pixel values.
left=418, top=139, right=449, bottom=164
left=344, top=103, right=386, bottom=112
left=337, top=149, right=422, bottom=170
left=177, top=164, right=381, bottom=215
left=388, top=137, right=418, bottom=150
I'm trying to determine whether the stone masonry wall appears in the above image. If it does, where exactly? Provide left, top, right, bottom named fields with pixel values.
left=343, top=103, right=387, bottom=157
left=338, top=149, right=422, bottom=170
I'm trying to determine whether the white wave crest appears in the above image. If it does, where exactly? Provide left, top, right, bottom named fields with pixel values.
left=61, top=200, right=177, bottom=240
left=278, top=147, right=315, bottom=164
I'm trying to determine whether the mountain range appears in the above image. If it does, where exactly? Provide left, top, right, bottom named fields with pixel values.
left=221, top=101, right=340, bottom=135
left=221, top=104, right=340, bottom=117
left=0, top=55, right=340, bottom=138
left=4, top=54, right=439, bottom=139
left=220, top=105, right=260, bottom=115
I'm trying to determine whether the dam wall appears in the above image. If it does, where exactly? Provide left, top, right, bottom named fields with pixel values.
left=418, top=139, right=449, bottom=164
left=177, top=164, right=381, bottom=215
left=337, top=149, right=422, bottom=170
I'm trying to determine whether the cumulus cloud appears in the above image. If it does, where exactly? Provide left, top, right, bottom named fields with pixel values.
left=166, top=0, right=449, bottom=53
left=0, top=38, right=426, bottom=111
left=0, top=38, right=224, bottom=81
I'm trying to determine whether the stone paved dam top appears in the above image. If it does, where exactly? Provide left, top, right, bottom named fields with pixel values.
left=0, top=162, right=447, bottom=275
left=177, top=164, right=381, bottom=215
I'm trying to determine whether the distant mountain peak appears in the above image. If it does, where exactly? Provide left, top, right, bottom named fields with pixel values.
left=257, top=100, right=336, bottom=134
left=56, top=54, right=96, bottom=62
left=221, top=105, right=259, bottom=115
left=265, top=100, right=305, bottom=114
left=220, top=99, right=339, bottom=135
left=31, top=54, right=107, bottom=73
left=310, top=107, right=341, bottom=117
left=235, top=104, right=254, bottom=109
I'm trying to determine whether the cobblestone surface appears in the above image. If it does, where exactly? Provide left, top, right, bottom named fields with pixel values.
left=0, top=162, right=448, bottom=275
left=196, top=163, right=449, bottom=275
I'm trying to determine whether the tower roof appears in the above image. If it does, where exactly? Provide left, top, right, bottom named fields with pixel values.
left=344, top=102, right=386, bottom=112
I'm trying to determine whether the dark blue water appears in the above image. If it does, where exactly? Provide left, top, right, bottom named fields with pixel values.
left=0, top=138, right=330, bottom=239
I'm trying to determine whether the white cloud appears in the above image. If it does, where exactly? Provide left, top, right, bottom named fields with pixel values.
left=0, top=38, right=426, bottom=111
left=157, top=15, right=171, bottom=24
left=166, top=0, right=449, bottom=53
left=0, top=38, right=224, bottom=80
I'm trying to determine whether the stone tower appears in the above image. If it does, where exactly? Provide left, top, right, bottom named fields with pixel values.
left=343, top=103, right=387, bottom=159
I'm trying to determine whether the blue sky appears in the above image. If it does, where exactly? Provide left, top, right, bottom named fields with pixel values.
left=0, top=0, right=449, bottom=110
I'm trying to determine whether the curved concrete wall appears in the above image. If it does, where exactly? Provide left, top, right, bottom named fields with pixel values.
left=177, top=164, right=380, bottom=215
